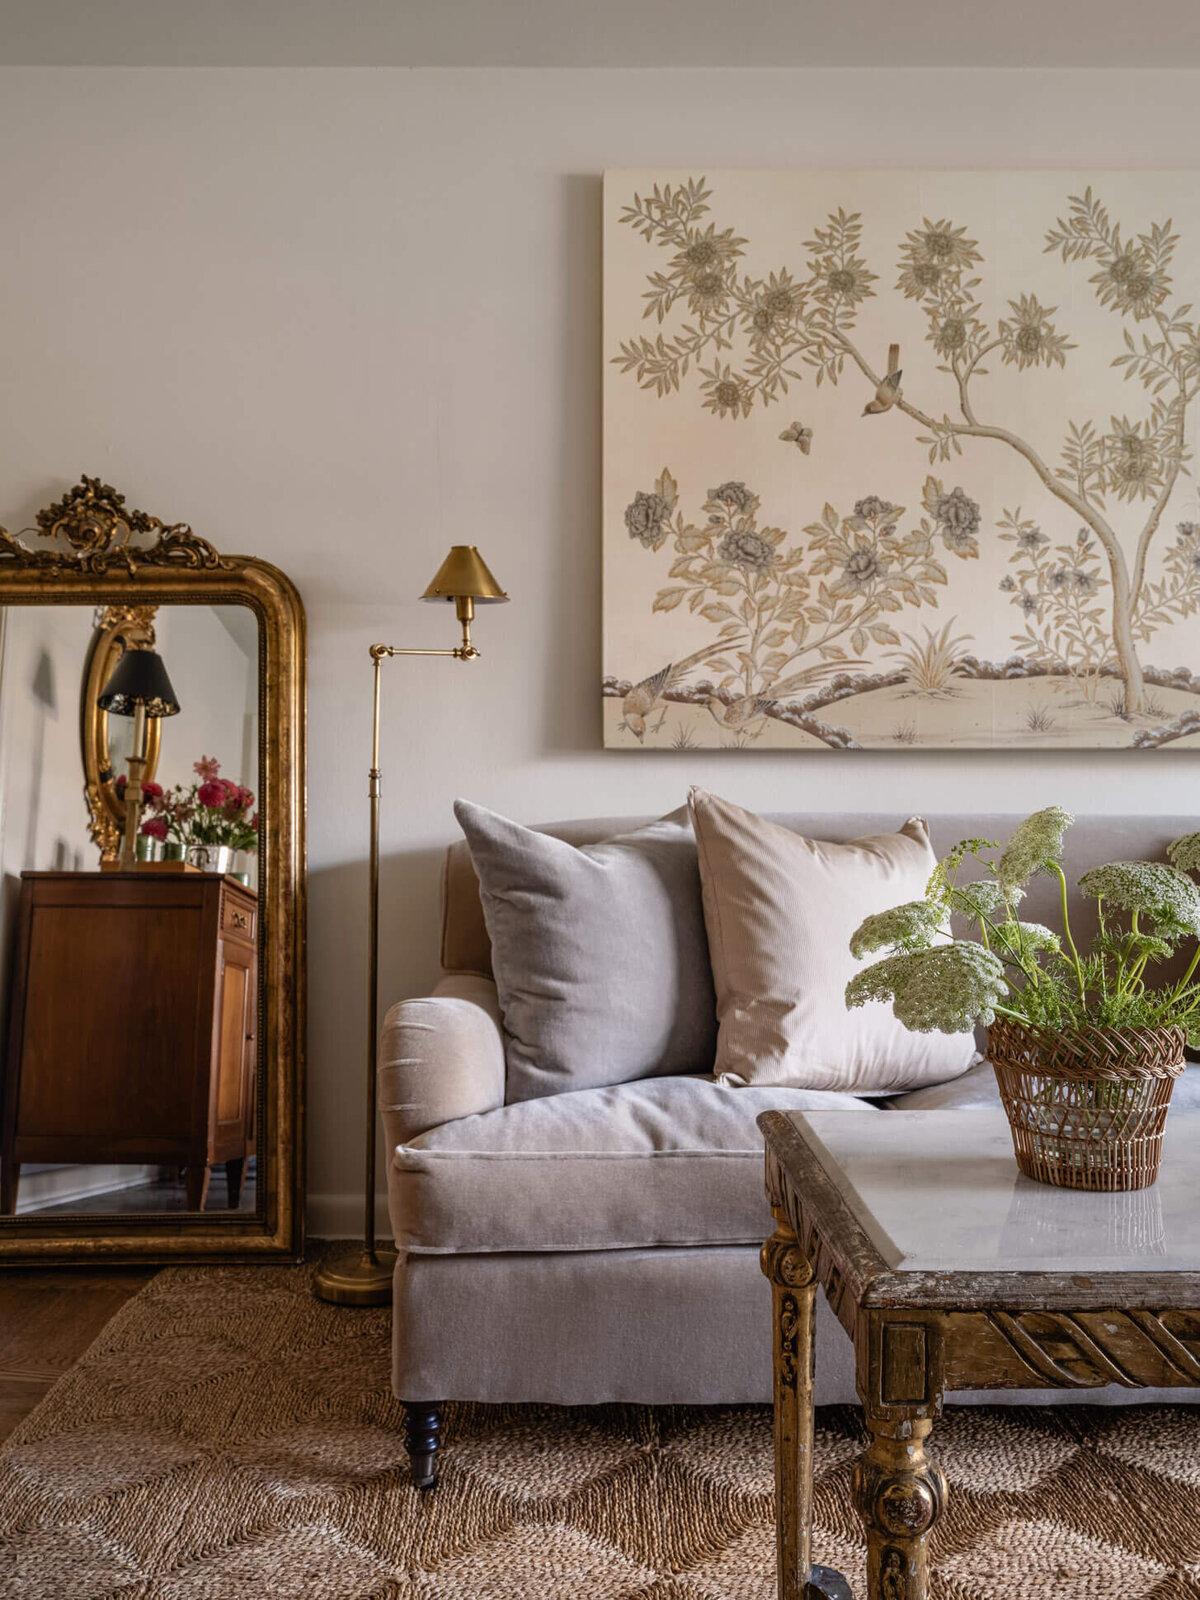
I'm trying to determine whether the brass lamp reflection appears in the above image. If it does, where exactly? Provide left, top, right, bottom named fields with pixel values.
left=96, top=646, right=181, bottom=870
left=313, top=546, right=508, bottom=1307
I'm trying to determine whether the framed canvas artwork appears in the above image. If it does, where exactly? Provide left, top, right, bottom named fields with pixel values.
left=602, top=170, right=1200, bottom=750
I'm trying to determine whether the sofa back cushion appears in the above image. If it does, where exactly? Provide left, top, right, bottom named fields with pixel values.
left=453, top=800, right=717, bottom=1102
left=443, top=812, right=1199, bottom=983
left=689, top=788, right=975, bottom=1093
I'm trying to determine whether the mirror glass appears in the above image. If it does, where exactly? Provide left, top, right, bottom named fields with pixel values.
left=0, top=602, right=262, bottom=1217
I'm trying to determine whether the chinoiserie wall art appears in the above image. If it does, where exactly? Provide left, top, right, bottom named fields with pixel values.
left=602, top=170, right=1200, bottom=750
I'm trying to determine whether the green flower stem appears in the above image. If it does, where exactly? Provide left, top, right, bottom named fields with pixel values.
left=1054, top=862, right=1087, bottom=1003
left=1127, top=912, right=1153, bottom=992
left=1113, top=911, right=1137, bottom=1003
left=974, top=907, right=1043, bottom=989
left=1003, top=900, right=1042, bottom=988
left=992, top=1001, right=1027, bottom=1022
left=1167, top=940, right=1200, bottom=1009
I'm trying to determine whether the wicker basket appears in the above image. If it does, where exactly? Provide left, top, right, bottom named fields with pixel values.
left=987, top=1019, right=1186, bottom=1192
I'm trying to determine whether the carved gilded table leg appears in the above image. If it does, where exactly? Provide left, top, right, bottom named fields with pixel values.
left=851, top=1412, right=947, bottom=1600
left=761, top=1210, right=852, bottom=1600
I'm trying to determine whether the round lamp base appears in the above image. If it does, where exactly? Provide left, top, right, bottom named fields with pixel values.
left=312, top=1247, right=399, bottom=1306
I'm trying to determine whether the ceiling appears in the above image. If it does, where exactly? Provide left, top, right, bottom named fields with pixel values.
left=1, top=0, right=1199, bottom=68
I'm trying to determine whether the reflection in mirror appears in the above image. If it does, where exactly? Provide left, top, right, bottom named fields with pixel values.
left=0, top=602, right=261, bottom=1218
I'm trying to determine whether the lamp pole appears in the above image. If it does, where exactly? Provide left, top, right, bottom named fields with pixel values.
left=118, top=701, right=148, bottom=870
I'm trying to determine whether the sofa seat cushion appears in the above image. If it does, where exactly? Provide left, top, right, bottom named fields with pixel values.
left=391, top=1075, right=874, bottom=1254
left=888, top=1058, right=1200, bottom=1112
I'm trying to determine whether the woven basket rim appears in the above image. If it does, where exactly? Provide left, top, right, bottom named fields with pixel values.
left=987, top=1017, right=1186, bottom=1082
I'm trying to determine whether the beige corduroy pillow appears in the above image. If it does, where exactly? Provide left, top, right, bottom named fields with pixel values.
left=688, top=788, right=976, bottom=1093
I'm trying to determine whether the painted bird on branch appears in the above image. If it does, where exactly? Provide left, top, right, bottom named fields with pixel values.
left=863, top=344, right=902, bottom=415
left=704, top=693, right=777, bottom=740
left=705, top=659, right=865, bottom=740
left=619, top=643, right=730, bottom=742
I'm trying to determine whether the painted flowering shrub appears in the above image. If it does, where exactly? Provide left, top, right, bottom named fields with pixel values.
left=996, top=511, right=1200, bottom=700
left=624, top=469, right=978, bottom=719
left=997, top=512, right=1112, bottom=696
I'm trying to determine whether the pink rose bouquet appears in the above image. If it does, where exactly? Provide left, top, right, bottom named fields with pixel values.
left=187, top=757, right=258, bottom=853
left=137, top=755, right=258, bottom=855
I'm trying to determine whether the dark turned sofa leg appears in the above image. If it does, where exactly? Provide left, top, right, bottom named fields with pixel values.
left=405, top=1401, right=443, bottom=1489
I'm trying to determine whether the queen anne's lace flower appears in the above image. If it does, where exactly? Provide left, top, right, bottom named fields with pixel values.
left=1168, top=832, right=1200, bottom=876
left=951, top=879, right=1007, bottom=919
left=996, top=919, right=1060, bottom=955
left=1078, top=861, right=1200, bottom=940
left=851, top=807, right=1200, bottom=1040
left=997, top=807, right=1074, bottom=896
left=849, top=901, right=941, bottom=959
left=845, top=942, right=1008, bottom=1034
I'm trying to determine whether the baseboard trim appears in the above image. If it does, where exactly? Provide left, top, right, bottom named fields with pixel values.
left=306, top=1192, right=392, bottom=1240
left=15, top=1163, right=161, bottom=1215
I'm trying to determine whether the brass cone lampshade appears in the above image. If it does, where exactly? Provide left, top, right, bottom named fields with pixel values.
left=420, top=545, right=508, bottom=604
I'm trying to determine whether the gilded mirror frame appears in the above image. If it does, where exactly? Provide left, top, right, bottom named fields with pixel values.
left=0, top=478, right=305, bottom=1261
left=81, top=604, right=163, bottom=860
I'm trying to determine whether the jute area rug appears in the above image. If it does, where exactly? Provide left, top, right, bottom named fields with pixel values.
left=1, top=1254, right=1198, bottom=1599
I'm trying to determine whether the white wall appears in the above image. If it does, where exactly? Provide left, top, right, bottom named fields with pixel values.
left=0, top=67, right=1197, bottom=1228
left=151, top=604, right=259, bottom=888
left=0, top=601, right=95, bottom=1047
left=152, top=605, right=258, bottom=795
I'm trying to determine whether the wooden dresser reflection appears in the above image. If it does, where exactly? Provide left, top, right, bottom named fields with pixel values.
left=1, top=872, right=257, bottom=1214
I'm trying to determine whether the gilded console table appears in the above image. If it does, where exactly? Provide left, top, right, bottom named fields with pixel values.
left=758, top=1108, right=1200, bottom=1600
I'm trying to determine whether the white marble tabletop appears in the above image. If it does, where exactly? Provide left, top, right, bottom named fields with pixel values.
left=793, top=1110, right=1200, bottom=1274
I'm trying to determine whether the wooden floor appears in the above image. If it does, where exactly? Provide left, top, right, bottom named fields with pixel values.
left=0, top=1268, right=155, bottom=1442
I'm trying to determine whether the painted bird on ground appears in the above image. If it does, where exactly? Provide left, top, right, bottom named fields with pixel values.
left=619, top=643, right=729, bottom=742
left=862, top=344, right=902, bottom=415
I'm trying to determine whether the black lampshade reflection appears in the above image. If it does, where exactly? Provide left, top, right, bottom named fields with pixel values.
left=97, top=648, right=181, bottom=718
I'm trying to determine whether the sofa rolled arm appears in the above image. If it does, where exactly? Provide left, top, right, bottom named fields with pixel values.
left=378, top=974, right=506, bottom=1154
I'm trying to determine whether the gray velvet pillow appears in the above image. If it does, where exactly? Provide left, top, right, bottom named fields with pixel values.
left=453, top=801, right=717, bottom=1102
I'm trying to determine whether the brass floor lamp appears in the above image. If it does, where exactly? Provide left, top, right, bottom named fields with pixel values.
left=314, top=547, right=508, bottom=1305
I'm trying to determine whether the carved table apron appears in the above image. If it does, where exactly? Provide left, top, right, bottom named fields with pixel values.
left=758, top=1109, right=1200, bottom=1600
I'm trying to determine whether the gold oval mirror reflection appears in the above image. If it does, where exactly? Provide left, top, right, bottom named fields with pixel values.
left=81, top=605, right=163, bottom=862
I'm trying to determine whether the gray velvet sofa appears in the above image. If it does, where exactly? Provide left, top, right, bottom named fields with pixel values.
left=380, top=811, right=1200, bottom=1486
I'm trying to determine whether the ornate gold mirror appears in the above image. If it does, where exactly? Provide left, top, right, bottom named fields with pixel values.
left=82, top=605, right=163, bottom=860
left=0, top=478, right=305, bottom=1261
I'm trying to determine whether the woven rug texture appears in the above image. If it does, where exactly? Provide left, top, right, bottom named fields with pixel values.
left=1, top=1254, right=1198, bottom=1598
